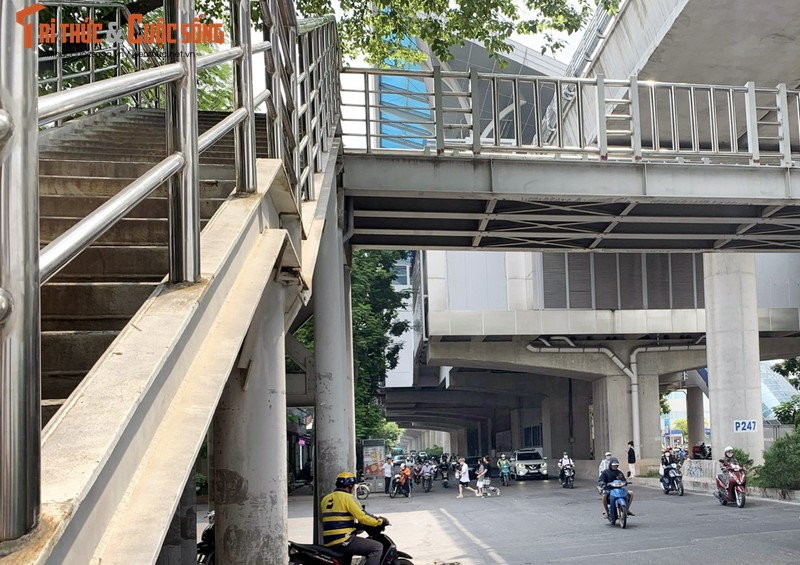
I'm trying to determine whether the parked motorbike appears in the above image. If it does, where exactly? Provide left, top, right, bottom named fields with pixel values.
left=714, top=461, right=747, bottom=508
left=604, top=480, right=630, bottom=529
left=560, top=464, right=575, bottom=489
left=355, top=480, right=371, bottom=501
left=288, top=523, right=414, bottom=565
left=661, top=462, right=684, bottom=496
left=196, top=511, right=215, bottom=564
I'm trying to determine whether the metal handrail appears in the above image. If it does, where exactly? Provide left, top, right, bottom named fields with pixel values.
left=340, top=66, right=800, bottom=166
left=38, top=63, right=184, bottom=124
left=39, top=154, right=186, bottom=284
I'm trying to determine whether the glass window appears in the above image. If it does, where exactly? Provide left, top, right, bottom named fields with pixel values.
left=391, top=264, right=409, bottom=285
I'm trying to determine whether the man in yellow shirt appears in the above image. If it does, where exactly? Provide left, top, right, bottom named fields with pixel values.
left=320, top=472, right=391, bottom=565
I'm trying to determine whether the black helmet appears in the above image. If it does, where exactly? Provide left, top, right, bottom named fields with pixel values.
left=609, top=457, right=620, bottom=467
left=335, top=472, right=357, bottom=489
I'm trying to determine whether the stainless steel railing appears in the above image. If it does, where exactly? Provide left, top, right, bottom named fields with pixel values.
left=341, top=66, right=800, bottom=167
left=0, top=0, right=340, bottom=542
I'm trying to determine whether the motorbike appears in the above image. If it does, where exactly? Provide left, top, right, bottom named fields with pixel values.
left=196, top=511, right=215, bottom=564
left=661, top=462, right=684, bottom=496
left=389, top=474, right=409, bottom=499
left=412, top=464, right=422, bottom=485
left=288, top=523, right=414, bottom=565
left=560, top=464, right=575, bottom=489
left=422, top=472, right=433, bottom=493
left=714, top=461, right=747, bottom=508
left=604, top=479, right=630, bottom=529
left=355, top=480, right=371, bottom=501
left=438, top=464, right=449, bottom=488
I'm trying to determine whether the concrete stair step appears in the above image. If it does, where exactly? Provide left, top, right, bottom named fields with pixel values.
left=41, top=282, right=158, bottom=332
left=39, top=176, right=235, bottom=198
left=39, top=159, right=236, bottom=181
left=40, top=194, right=226, bottom=220
left=40, top=216, right=209, bottom=245
left=50, top=245, right=168, bottom=282
left=41, top=330, right=119, bottom=379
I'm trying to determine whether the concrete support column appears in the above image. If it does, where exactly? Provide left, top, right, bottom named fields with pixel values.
left=686, top=387, right=705, bottom=448
left=703, top=253, right=764, bottom=464
left=637, top=374, right=662, bottom=459
left=313, top=206, right=355, bottom=542
left=572, top=393, right=592, bottom=459
left=592, top=375, right=632, bottom=458
left=156, top=474, right=196, bottom=564
left=213, top=282, right=287, bottom=564
left=510, top=409, right=521, bottom=451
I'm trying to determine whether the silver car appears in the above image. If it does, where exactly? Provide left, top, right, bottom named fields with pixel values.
left=510, top=449, right=549, bottom=480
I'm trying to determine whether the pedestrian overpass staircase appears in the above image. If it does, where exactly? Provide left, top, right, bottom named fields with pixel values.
left=4, top=0, right=800, bottom=562
left=39, top=108, right=269, bottom=426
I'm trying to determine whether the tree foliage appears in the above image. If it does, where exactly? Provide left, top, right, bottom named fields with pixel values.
left=659, top=393, right=670, bottom=416
left=773, top=395, right=800, bottom=429
left=772, top=359, right=800, bottom=390
left=751, top=430, right=800, bottom=491
left=299, top=0, right=619, bottom=66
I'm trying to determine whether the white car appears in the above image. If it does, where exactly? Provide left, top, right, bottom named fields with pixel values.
left=510, top=449, right=549, bottom=480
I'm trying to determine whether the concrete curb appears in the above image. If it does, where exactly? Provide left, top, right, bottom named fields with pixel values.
left=630, top=477, right=800, bottom=503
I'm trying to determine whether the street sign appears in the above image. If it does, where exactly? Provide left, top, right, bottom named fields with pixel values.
left=733, top=420, right=757, bottom=433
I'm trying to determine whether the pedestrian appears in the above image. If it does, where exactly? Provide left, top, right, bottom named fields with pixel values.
left=456, top=457, right=478, bottom=498
left=627, top=441, right=636, bottom=478
left=383, top=457, right=393, bottom=494
left=598, top=451, right=612, bottom=477
left=477, top=456, right=500, bottom=497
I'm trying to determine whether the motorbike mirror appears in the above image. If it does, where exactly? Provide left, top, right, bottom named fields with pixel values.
left=361, top=504, right=366, bottom=511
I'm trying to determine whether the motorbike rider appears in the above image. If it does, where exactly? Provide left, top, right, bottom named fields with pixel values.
left=558, top=451, right=575, bottom=484
left=597, top=451, right=612, bottom=477
left=498, top=454, right=511, bottom=481
left=718, top=446, right=739, bottom=487
left=399, top=463, right=411, bottom=496
left=321, top=472, right=391, bottom=565
left=597, top=458, right=635, bottom=517
left=421, top=460, right=434, bottom=485
left=660, top=446, right=677, bottom=488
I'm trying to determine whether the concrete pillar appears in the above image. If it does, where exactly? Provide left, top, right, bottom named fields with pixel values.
left=313, top=207, right=355, bottom=542
left=156, top=474, right=196, bottom=564
left=510, top=409, right=521, bottom=451
left=572, top=392, right=592, bottom=459
left=686, top=387, right=705, bottom=448
left=637, top=374, right=662, bottom=459
left=592, top=375, right=632, bottom=459
left=213, top=282, right=287, bottom=564
left=704, top=253, right=764, bottom=464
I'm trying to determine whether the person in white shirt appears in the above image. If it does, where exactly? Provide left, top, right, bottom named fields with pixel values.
left=382, top=457, right=393, bottom=494
left=456, top=457, right=478, bottom=499
left=598, top=451, right=612, bottom=477
left=558, top=452, right=574, bottom=484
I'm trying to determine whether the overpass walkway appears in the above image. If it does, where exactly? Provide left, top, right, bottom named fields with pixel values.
left=1, top=0, right=800, bottom=561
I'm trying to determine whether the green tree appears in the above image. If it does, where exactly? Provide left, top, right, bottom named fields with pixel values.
left=67, top=0, right=618, bottom=68
left=751, top=430, right=800, bottom=490
left=292, top=250, right=410, bottom=441
left=773, top=395, right=800, bottom=429
left=772, top=359, right=800, bottom=390
left=659, top=393, right=670, bottom=415
left=672, top=418, right=688, bottom=437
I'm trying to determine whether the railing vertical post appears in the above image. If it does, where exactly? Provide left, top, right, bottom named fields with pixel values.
left=165, top=0, right=200, bottom=283
left=231, top=0, right=257, bottom=194
left=596, top=73, right=608, bottom=160
left=470, top=67, right=481, bottom=155
left=56, top=6, right=63, bottom=93
left=744, top=81, right=760, bottom=165
left=89, top=8, right=96, bottom=87
left=629, top=75, right=642, bottom=161
left=433, top=65, right=444, bottom=154
left=363, top=72, right=372, bottom=153
left=114, top=8, right=121, bottom=79
left=0, top=0, right=42, bottom=542
left=777, top=83, right=792, bottom=167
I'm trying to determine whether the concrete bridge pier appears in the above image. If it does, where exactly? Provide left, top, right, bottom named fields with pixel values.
left=686, top=386, right=706, bottom=448
left=313, top=194, right=356, bottom=543
left=212, top=281, right=288, bottom=564
left=637, top=373, right=663, bottom=459
left=592, top=374, right=633, bottom=460
left=704, top=253, right=765, bottom=464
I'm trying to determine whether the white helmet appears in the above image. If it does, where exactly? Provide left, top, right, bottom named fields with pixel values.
left=724, top=446, right=734, bottom=454
left=500, top=454, right=506, bottom=458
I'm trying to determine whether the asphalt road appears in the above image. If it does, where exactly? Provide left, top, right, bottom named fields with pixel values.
left=287, top=478, right=800, bottom=565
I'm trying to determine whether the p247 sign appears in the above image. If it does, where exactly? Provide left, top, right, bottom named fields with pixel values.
left=734, top=420, right=757, bottom=433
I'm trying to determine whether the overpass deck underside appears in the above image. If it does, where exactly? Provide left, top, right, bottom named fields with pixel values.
left=344, top=153, right=800, bottom=251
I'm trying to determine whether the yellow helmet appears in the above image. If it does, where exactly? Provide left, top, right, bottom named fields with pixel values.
left=336, top=472, right=357, bottom=488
